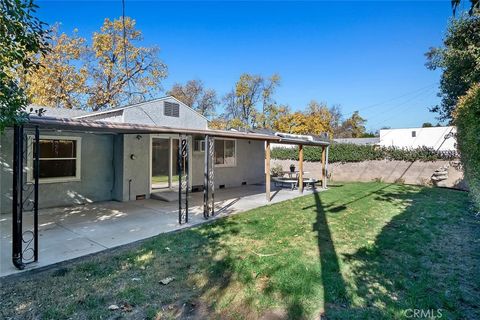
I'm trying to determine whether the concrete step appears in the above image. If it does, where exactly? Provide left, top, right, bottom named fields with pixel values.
left=151, top=190, right=191, bottom=202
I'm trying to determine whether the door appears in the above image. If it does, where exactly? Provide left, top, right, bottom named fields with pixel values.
left=151, top=137, right=179, bottom=190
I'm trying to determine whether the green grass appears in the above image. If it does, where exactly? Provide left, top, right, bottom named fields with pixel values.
left=152, top=175, right=179, bottom=184
left=1, top=182, right=479, bottom=319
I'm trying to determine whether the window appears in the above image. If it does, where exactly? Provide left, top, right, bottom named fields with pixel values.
left=411, top=131, right=416, bottom=138
left=215, top=139, right=236, bottom=167
left=193, top=139, right=205, bottom=152
left=164, top=101, right=180, bottom=117
left=28, top=136, right=81, bottom=183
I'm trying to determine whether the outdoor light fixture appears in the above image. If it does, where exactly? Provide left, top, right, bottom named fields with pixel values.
left=136, top=135, right=143, bottom=140
left=130, top=154, right=136, bottom=160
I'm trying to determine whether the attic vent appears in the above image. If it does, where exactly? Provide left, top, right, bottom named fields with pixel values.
left=164, top=101, right=180, bottom=117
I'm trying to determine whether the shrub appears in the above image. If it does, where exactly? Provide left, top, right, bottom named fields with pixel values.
left=271, top=144, right=457, bottom=163
left=455, top=84, right=480, bottom=210
left=270, top=164, right=284, bottom=177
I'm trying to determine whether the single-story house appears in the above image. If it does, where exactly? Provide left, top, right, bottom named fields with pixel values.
left=379, top=126, right=457, bottom=151
left=0, top=96, right=330, bottom=271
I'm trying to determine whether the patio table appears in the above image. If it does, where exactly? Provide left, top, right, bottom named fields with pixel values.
left=272, top=177, right=298, bottom=190
left=281, top=171, right=309, bottom=178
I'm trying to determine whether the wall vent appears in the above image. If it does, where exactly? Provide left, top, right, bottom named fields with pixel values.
left=164, top=101, right=180, bottom=117
left=191, top=185, right=204, bottom=192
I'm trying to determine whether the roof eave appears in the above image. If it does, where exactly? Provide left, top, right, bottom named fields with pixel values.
left=25, top=116, right=280, bottom=141
left=276, top=138, right=330, bottom=147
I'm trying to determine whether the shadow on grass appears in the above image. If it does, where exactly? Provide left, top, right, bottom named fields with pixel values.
left=319, top=185, right=480, bottom=319
left=312, top=189, right=351, bottom=318
left=306, top=183, right=478, bottom=319
left=1, top=184, right=478, bottom=319
left=335, top=185, right=478, bottom=319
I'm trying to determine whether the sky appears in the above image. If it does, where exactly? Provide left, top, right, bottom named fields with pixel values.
left=37, top=1, right=457, bottom=131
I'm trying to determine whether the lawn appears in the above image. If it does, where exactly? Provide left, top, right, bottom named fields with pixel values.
left=152, top=175, right=179, bottom=184
left=1, top=182, right=478, bottom=319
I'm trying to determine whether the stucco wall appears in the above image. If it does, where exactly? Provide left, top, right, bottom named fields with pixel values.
left=0, top=130, right=268, bottom=213
left=120, top=134, right=152, bottom=201
left=77, top=98, right=208, bottom=130
left=271, top=159, right=467, bottom=190
left=122, top=99, right=208, bottom=129
left=192, top=139, right=266, bottom=188
left=112, top=135, right=125, bottom=201
left=0, top=129, right=116, bottom=214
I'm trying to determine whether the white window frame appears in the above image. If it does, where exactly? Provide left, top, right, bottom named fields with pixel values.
left=193, top=139, right=205, bottom=153
left=214, top=138, right=237, bottom=168
left=27, top=135, right=82, bottom=184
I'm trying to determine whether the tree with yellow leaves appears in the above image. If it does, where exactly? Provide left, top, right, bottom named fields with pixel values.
left=87, top=17, right=167, bottom=110
left=304, top=100, right=333, bottom=136
left=275, top=100, right=333, bottom=136
left=1, top=0, right=49, bottom=132
left=275, top=112, right=309, bottom=134
left=26, top=26, right=87, bottom=109
left=167, top=79, right=218, bottom=118
left=26, top=17, right=167, bottom=111
left=221, top=73, right=281, bottom=128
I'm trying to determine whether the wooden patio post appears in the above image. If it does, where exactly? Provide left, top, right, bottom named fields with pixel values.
left=299, top=144, right=304, bottom=193
left=265, top=140, right=271, bottom=201
left=321, top=146, right=326, bottom=188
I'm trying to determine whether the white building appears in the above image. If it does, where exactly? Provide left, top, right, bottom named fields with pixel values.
left=379, top=126, right=457, bottom=151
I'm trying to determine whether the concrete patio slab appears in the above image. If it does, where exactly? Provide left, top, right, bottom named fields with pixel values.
left=0, top=184, right=320, bottom=277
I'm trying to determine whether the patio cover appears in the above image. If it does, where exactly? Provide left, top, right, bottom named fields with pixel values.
left=25, top=116, right=331, bottom=146
left=8, top=116, right=330, bottom=270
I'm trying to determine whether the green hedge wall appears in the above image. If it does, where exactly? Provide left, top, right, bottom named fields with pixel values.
left=271, top=144, right=458, bottom=163
left=455, top=84, right=480, bottom=210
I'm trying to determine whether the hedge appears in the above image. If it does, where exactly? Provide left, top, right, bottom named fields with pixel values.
left=271, top=143, right=458, bottom=163
left=455, top=84, right=480, bottom=210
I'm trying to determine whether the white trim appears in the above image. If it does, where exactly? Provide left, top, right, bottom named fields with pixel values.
left=193, top=139, right=206, bottom=153
left=27, top=135, right=82, bottom=184
left=149, top=134, right=192, bottom=193
left=214, top=138, right=237, bottom=168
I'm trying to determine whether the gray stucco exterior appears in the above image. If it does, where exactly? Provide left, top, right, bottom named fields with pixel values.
left=1, top=129, right=115, bottom=213
left=1, top=97, right=268, bottom=213
left=76, top=97, right=208, bottom=130
left=119, top=134, right=152, bottom=201
left=191, top=138, right=265, bottom=188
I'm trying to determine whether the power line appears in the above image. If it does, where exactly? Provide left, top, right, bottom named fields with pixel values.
left=121, top=0, right=132, bottom=98
left=368, top=87, right=435, bottom=128
left=367, top=86, right=435, bottom=121
left=341, top=82, right=438, bottom=118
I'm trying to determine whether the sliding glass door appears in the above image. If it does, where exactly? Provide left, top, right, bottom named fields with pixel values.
left=151, top=137, right=179, bottom=190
